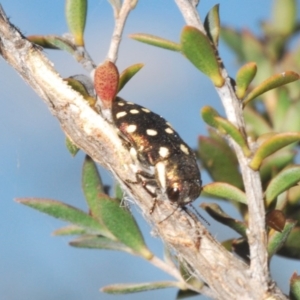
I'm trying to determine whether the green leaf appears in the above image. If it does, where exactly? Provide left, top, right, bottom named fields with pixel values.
left=235, top=62, right=257, bottom=99
left=272, top=89, right=291, bottom=131
left=118, top=63, right=144, bottom=92
left=45, top=36, right=77, bottom=54
left=260, top=149, right=295, bottom=184
left=290, top=272, right=300, bottom=300
left=204, top=4, right=220, bottom=46
left=249, top=132, right=300, bottom=170
left=241, top=31, right=264, bottom=64
left=101, top=281, right=182, bottom=294
left=271, top=0, right=297, bottom=36
left=220, top=27, right=244, bottom=61
left=114, top=184, right=124, bottom=201
left=65, top=0, right=87, bottom=46
left=280, top=101, right=300, bottom=132
left=96, top=196, right=153, bottom=259
left=198, top=136, right=243, bottom=189
left=65, top=136, right=80, bottom=156
left=52, top=224, right=87, bottom=236
left=265, top=165, right=300, bottom=206
left=243, top=71, right=300, bottom=106
left=180, top=26, right=224, bottom=87
left=69, top=235, right=132, bottom=253
left=201, top=106, right=251, bottom=157
left=202, top=182, right=247, bottom=204
left=129, top=33, right=181, bottom=51
left=244, top=106, right=272, bottom=137
left=15, top=198, right=106, bottom=235
left=268, top=219, right=296, bottom=259
left=278, top=227, right=300, bottom=259
left=27, top=35, right=60, bottom=49
left=200, top=203, right=247, bottom=237
left=65, top=77, right=96, bottom=107
left=82, top=155, right=105, bottom=216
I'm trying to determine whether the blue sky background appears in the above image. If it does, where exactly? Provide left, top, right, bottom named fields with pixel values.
left=0, top=1, right=299, bottom=299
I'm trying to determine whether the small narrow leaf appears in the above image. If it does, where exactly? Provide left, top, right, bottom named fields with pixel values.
left=244, top=106, right=272, bottom=137
left=267, top=219, right=296, bottom=258
left=102, top=281, right=182, bottom=294
left=129, top=33, right=181, bottom=51
left=235, top=62, right=257, bottom=99
left=180, top=26, right=225, bottom=87
left=220, top=27, right=244, bottom=61
left=52, top=224, right=87, bottom=236
left=65, top=78, right=96, bottom=107
left=16, top=198, right=106, bottom=235
left=249, top=132, right=300, bottom=170
left=46, top=36, right=76, bottom=54
left=65, top=0, right=87, bottom=46
left=82, top=155, right=105, bottom=216
left=204, top=4, right=220, bottom=46
left=278, top=227, right=300, bottom=259
left=201, top=203, right=247, bottom=237
left=118, top=63, right=144, bottom=92
left=201, top=106, right=251, bottom=157
left=243, top=71, right=300, bottom=106
left=69, top=235, right=132, bottom=253
left=198, top=136, right=243, bottom=189
left=271, top=0, right=297, bottom=36
left=65, top=136, right=79, bottom=156
left=265, top=165, right=300, bottom=206
left=260, top=149, right=295, bottom=184
left=97, top=196, right=153, bottom=259
left=203, top=182, right=247, bottom=204
left=27, top=35, right=60, bottom=49
left=94, top=60, right=119, bottom=108
left=290, top=272, right=300, bottom=300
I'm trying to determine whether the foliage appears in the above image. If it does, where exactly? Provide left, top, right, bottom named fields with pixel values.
left=8, top=0, right=300, bottom=298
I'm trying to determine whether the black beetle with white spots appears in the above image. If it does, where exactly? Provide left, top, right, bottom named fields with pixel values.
left=112, top=96, right=202, bottom=211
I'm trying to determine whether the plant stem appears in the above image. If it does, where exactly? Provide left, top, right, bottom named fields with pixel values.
left=107, top=0, right=134, bottom=63
left=175, top=0, right=269, bottom=293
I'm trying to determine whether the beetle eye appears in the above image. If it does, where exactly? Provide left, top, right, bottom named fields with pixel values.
left=167, top=186, right=180, bottom=202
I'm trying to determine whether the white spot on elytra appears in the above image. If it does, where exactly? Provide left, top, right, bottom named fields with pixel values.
left=126, top=124, right=137, bottom=133
left=142, top=108, right=150, bottom=113
left=126, top=101, right=134, bottom=105
left=130, top=109, right=139, bottom=114
left=130, top=147, right=138, bottom=159
left=156, top=162, right=166, bottom=189
left=116, top=111, right=127, bottom=119
left=165, top=128, right=174, bottom=134
left=159, top=147, right=169, bottom=158
left=118, top=102, right=125, bottom=106
left=180, top=144, right=189, bottom=155
left=146, top=129, right=158, bottom=136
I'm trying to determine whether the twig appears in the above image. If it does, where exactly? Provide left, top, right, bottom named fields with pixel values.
left=107, top=0, right=134, bottom=62
left=175, top=0, right=269, bottom=293
left=0, top=4, right=286, bottom=299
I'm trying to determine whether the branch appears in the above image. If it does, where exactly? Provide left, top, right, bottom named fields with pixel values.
left=175, top=0, right=273, bottom=295
left=0, top=5, right=286, bottom=300
left=107, top=0, right=134, bottom=62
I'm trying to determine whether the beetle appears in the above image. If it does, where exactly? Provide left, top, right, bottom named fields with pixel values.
left=112, top=96, right=202, bottom=210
